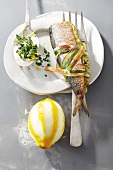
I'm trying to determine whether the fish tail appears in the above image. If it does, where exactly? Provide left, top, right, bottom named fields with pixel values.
left=81, top=96, right=90, bottom=117
left=73, top=95, right=89, bottom=117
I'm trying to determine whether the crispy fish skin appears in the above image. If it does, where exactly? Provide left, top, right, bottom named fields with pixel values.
left=49, top=22, right=76, bottom=48
left=49, top=22, right=90, bottom=116
left=68, top=76, right=89, bottom=116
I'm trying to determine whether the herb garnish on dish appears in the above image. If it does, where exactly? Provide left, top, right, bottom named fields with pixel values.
left=15, top=33, right=40, bottom=61
left=15, top=34, right=51, bottom=68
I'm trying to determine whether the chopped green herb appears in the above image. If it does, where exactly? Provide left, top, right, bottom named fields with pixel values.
left=16, top=34, right=21, bottom=40
left=46, top=53, right=50, bottom=58
left=54, top=50, right=59, bottom=55
left=46, top=59, right=50, bottom=62
left=37, top=63, right=42, bottom=66
left=44, top=48, right=48, bottom=54
left=47, top=63, right=50, bottom=66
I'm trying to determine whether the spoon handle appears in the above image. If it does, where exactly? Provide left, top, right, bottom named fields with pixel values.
left=25, top=0, right=30, bottom=26
left=70, top=90, right=82, bottom=147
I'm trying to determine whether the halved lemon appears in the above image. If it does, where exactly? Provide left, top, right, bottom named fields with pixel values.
left=28, top=98, right=65, bottom=149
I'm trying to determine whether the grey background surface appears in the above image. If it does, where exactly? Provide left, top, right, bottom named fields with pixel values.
left=0, top=0, right=113, bottom=170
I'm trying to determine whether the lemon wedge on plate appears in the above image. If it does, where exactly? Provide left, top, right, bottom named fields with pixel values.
left=28, top=98, right=65, bottom=149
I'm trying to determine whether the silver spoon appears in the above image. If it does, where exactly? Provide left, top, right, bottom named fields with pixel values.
left=13, top=0, right=39, bottom=67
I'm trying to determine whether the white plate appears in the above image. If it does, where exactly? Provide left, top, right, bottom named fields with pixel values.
left=4, top=11, right=104, bottom=94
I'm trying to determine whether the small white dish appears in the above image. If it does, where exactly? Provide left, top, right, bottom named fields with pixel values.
left=13, top=27, right=39, bottom=67
left=4, top=11, right=104, bottom=94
